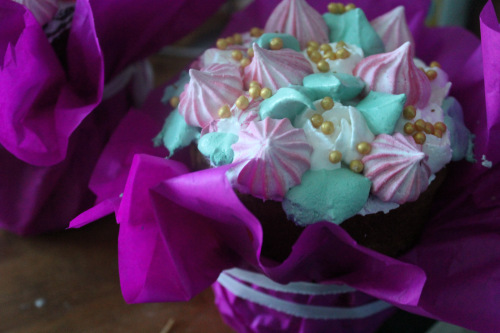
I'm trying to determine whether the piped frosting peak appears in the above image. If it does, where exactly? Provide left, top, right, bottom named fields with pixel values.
left=353, top=42, right=431, bottom=108
left=179, top=64, right=243, bottom=128
left=264, top=0, right=329, bottom=49
left=362, top=133, right=431, bottom=204
left=230, top=117, right=312, bottom=201
left=371, top=6, right=415, bottom=52
left=243, top=44, right=313, bottom=93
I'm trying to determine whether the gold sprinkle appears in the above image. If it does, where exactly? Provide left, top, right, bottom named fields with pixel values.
left=235, top=96, right=249, bottom=110
left=336, top=41, right=347, bottom=49
left=233, top=33, right=243, bottom=45
left=404, top=122, right=416, bottom=135
left=317, top=60, right=330, bottom=72
left=250, top=27, right=263, bottom=37
left=434, top=122, right=447, bottom=133
left=356, top=142, right=372, bottom=155
left=307, top=41, right=320, bottom=50
left=249, top=81, right=261, bottom=89
left=415, top=119, right=426, bottom=132
left=240, top=58, right=251, bottom=67
left=270, top=37, right=284, bottom=50
left=249, top=86, right=261, bottom=99
left=350, top=160, right=364, bottom=173
left=216, top=38, right=228, bottom=50
left=320, top=97, right=334, bottom=110
left=218, top=105, right=231, bottom=118
left=329, top=150, right=342, bottom=164
left=321, top=121, right=335, bottom=135
left=260, top=87, right=272, bottom=99
left=345, top=3, right=356, bottom=11
left=413, top=132, right=426, bottom=145
left=169, top=96, right=180, bottom=108
left=231, top=50, right=243, bottom=61
left=328, top=3, right=345, bottom=14
left=426, top=69, right=438, bottom=81
left=434, top=129, right=443, bottom=138
left=403, top=105, right=417, bottom=120
left=336, top=48, right=350, bottom=59
left=430, top=61, right=441, bottom=68
left=424, top=122, right=434, bottom=134
left=309, top=51, right=322, bottom=63
left=320, top=43, right=333, bottom=53
left=225, top=36, right=235, bottom=45
left=323, top=51, right=337, bottom=60
left=247, top=47, right=254, bottom=58
left=310, top=114, right=324, bottom=128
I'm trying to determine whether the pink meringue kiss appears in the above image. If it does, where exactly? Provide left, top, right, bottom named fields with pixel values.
left=264, top=0, right=329, bottom=49
left=179, top=63, right=243, bottom=128
left=244, top=44, right=313, bottom=93
left=353, top=42, right=431, bottom=108
left=371, top=6, right=415, bottom=52
left=362, top=133, right=431, bottom=204
left=230, top=117, right=312, bottom=201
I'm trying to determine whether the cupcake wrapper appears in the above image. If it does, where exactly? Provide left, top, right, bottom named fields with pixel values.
left=71, top=1, right=500, bottom=332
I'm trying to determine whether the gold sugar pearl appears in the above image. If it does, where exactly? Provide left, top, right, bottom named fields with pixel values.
left=225, top=36, right=235, bottom=45
left=413, top=132, right=427, bottom=145
left=306, top=46, right=316, bottom=57
left=336, top=48, right=350, bottom=59
left=345, top=3, right=356, bottom=11
left=317, top=60, right=330, bottom=72
left=415, top=119, right=426, bottom=132
left=216, top=38, right=228, bottom=50
left=356, top=142, right=372, bottom=155
left=240, top=58, right=251, bottom=67
left=328, top=3, right=346, bottom=14
left=434, top=122, right=447, bottom=133
left=329, top=150, right=342, bottom=164
left=430, top=61, right=441, bottom=68
left=249, top=81, right=261, bottom=88
left=310, top=114, right=324, bottom=128
left=424, top=122, right=434, bottom=134
left=307, top=41, right=320, bottom=50
left=323, top=51, right=337, bottom=60
left=233, top=33, right=243, bottom=45
left=350, top=160, right=364, bottom=173
left=249, top=86, right=261, bottom=99
left=218, top=105, right=231, bottom=118
left=403, top=105, right=416, bottom=120
left=231, top=50, right=243, bottom=61
left=169, top=96, right=180, bottom=108
left=320, top=43, right=333, bottom=53
left=434, top=129, right=443, bottom=138
left=320, top=97, right=334, bottom=110
left=404, top=122, right=416, bottom=135
left=260, top=87, right=272, bottom=99
left=235, top=95, right=250, bottom=110
left=425, top=69, right=438, bottom=81
left=247, top=47, right=254, bottom=58
left=270, top=37, right=284, bottom=50
left=250, top=27, right=263, bottom=37
left=310, top=51, right=322, bottom=63
left=336, top=41, right=347, bottom=49
left=321, top=121, right=335, bottom=135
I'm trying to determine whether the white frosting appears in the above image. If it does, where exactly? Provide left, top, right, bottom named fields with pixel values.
left=303, top=42, right=364, bottom=75
left=414, top=58, right=452, bottom=106
left=199, top=48, right=242, bottom=68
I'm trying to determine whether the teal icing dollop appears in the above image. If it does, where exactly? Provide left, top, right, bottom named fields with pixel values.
left=161, top=71, right=189, bottom=105
left=303, top=72, right=365, bottom=102
left=283, top=168, right=371, bottom=226
left=323, top=8, right=385, bottom=56
left=198, top=132, right=239, bottom=167
left=259, top=86, right=316, bottom=122
left=356, top=91, right=406, bottom=135
left=442, top=97, right=475, bottom=162
left=256, top=33, right=301, bottom=52
left=154, top=109, right=200, bottom=158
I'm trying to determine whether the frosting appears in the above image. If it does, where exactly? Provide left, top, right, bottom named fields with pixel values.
left=243, top=44, right=313, bottom=92
left=442, top=97, right=474, bottom=162
left=199, top=48, right=243, bottom=68
left=413, top=58, right=452, bottom=106
left=264, top=0, right=329, bottom=49
left=198, top=132, right=239, bottom=167
left=229, top=117, right=312, bottom=201
left=13, top=0, right=59, bottom=26
left=302, top=72, right=365, bottom=102
left=371, top=6, right=415, bottom=52
left=256, top=33, right=301, bottom=52
left=179, top=63, right=243, bottom=128
left=356, top=91, right=406, bottom=135
left=302, top=42, right=364, bottom=75
left=259, top=86, right=315, bottom=122
left=353, top=42, right=431, bottom=108
left=362, top=133, right=431, bottom=204
left=154, top=109, right=200, bottom=157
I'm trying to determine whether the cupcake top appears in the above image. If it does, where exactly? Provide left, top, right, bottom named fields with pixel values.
left=157, top=0, right=473, bottom=227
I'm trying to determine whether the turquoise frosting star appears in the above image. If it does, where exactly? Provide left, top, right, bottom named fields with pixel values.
left=302, top=72, right=365, bottom=102
left=323, top=8, right=385, bottom=56
left=356, top=91, right=406, bottom=135
left=197, top=132, right=239, bottom=166
left=256, top=33, right=301, bottom=52
left=154, top=109, right=200, bottom=158
left=283, top=168, right=371, bottom=226
left=259, top=86, right=316, bottom=122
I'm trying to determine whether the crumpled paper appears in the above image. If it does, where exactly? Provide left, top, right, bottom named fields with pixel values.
left=0, top=0, right=226, bottom=235
left=71, top=1, right=500, bottom=332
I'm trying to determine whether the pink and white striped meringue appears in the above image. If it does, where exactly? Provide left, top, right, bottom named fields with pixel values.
left=243, top=44, right=313, bottom=92
left=371, top=6, right=415, bottom=52
left=179, top=63, right=243, bottom=128
left=229, top=117, right=312, bottom=201
left=264, top=0, right=329, bottom=49
left=13, top=0, right=59, bottom=26
left=362, top=133, right=431, bottom=204
left=353, top=42, right=431, bottom=108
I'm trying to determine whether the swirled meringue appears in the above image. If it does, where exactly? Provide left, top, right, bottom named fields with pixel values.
left=264, top=0, right=329, bottom=49
left=229, top=117, right=312, bottom=201
left=243, top=44, right=313, bottom=92
left=371, top=6, right=415, bottom=52
left=13, top=0, right=59, bottom=26
left=179, top=64, right=243, bottom=128
left=362, top=133, right=431, bottom=204
left=353, top=42, right=431, bottom=108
